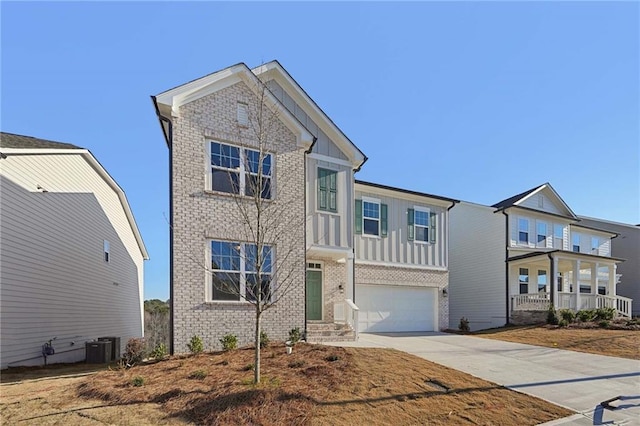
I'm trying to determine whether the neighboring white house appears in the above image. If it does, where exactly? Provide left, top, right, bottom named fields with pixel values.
left=449, top=183, right=632, bottom=331
left=152, top=61, right=455, bottom=350
left=0, top=132, right=148, bottom=369
left=578, top=216, right=639, bottom=317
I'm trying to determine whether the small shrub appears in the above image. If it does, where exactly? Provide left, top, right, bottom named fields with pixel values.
left=288, top=360, right=305, bottom=368
left=150, top=343, right=168, bottom=360
left=594, top=307, right=615, bottom=321
left=325, top=355, right=339, bottom=362
left=546, top=306, right=559, bottom=325
left=123, top=338, right=146, bottom=367
left=558, top=309, right=575, bottom=323
left=260, top=331, right=270, bottom=349
left=188, top=370, right=207, bottom=380
left=219, top=334, right=238, bottom=351
left=458, top=317, right=470, bottom=332
left=558, top=319, right=569, bottom=328
left=288, top=327, right=302, bottom=345
left=577, top=309, right=595, bottom=322
left=187, top=335, right=204, bottom=354
left=599, top=320, right=610, bottom=328
left=131, top=376, right=145, bottom=387
left=242, top=363, right=254, bottom=371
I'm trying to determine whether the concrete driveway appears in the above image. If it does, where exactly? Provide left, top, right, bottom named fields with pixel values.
left=329, top=332, right=640, bottom=425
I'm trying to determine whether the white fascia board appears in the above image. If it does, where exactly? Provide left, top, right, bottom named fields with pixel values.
left=0, top=148, right=86, bottom=155
left=253, top=62, right=365, bottom=165
left=354, top=183, right=454, bottom=208
left=516, top=183, right=577, bottom=219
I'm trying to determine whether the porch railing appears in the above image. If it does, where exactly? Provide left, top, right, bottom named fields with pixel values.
left=334, top=299, right=360, bottom=339
left=513, top=292, right=632, bottom=318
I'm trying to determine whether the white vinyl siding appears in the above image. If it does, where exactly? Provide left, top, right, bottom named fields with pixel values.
left=449, top=202, right=506, bottom=331
left=0, top=153, right=144, bottom=369
left=518, top=189, right=565, bottom=215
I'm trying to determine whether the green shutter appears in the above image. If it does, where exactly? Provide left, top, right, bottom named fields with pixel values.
left=329, top=170, right=337, bottom=211
left=430, top=212, right=437, bottom=243
left=381, top=204, right=388, bottom=237
left=407, top=208, right=414, bottom=241
left=355, top=199, right=362, bottom=234
left=317, top=169, right=327, bottom=210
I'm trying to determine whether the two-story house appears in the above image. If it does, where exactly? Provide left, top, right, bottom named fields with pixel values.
left=449, top=183, right=631, bottom=331
left=152, top=61, right=457, bottom=351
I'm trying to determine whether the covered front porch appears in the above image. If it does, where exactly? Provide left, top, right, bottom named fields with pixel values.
left=508, top=250, right=631, bottom=318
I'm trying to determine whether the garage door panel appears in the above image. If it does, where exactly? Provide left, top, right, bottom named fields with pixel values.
left=357, top=285, right=435, bottom=333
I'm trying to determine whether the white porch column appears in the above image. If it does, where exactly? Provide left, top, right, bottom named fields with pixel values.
left=346, top=252, right=355, bottom=301
left=574, top=259, right=581, bottom=310
left=591, top=262, right=598, bottom=295
left=608, top=264, right=616, bottom=296
left=550, top=256, right=558, bottom=306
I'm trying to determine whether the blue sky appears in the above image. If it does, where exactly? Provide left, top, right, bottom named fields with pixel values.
left=2, top=2, right=638, bottom=301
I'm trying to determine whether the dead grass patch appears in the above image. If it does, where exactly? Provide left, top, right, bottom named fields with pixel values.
left=472, top=325, right=640, bottom=359
left=2, top=344, right=573, bottom=425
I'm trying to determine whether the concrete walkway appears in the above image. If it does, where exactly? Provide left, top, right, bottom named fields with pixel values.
left=328, top=332, right=640, bottom=425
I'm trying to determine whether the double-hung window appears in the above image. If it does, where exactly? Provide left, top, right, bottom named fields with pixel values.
left=537, top=270, right=547, bottom=293
left=591, top=237, right=600, bottom=255
left=210, top=240, right=273, bottom=302
left=519, top=268, right=529, bottom=294
left=518, top=218, right=529, bottom=244
left=572, top=233, right=581, bottom=253
left=363, top=200, right=380, bottom=236
left=537, top=222, right=548, bottom=248
left=407, top=207, right=436, bottom=243
left=210, top=141, right=272, bottom=199
left=553, top=224, right=564, bottom=249
left=317, top=168, right=337, bottom=212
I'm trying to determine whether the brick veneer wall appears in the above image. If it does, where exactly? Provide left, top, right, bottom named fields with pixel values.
left=355, top=263, right=450, bottom=331
left=171, top=81, right=306, bottom=352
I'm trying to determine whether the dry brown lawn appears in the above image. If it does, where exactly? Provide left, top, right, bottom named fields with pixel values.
left=472, top=325, right=640, bottom=359
left=1, top=344, right=572, bottom=425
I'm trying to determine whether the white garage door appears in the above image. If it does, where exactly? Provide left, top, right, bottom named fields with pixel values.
left=357, top=285, right=436, bottom=332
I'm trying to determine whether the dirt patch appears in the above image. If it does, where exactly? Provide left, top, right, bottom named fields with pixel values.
left=472, top=325, right=640, bottom=359
left=1, top=344, right=573, bottom=425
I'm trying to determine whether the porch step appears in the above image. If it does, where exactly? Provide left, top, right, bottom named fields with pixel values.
left=306, top=322, right=356, bottom=343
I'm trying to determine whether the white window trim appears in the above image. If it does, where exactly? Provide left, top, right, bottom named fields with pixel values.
left=413, top=206, right=431, bottom=244
left=553, top=224, right=564, bottom=249
left=362, top=196, right=381, bottom=238
left=536, top=220, right=548, bottom=248
left=518, top=217, right=530, bottom=245
left=206, top=139, right=273, bottom=199
left=316, top=166, right=339, bottom=214
left=572, top=232, right=581, bottom=253
left=207, top=240, right=273, bottom=304
left=591, top=237, right=600, bottom=254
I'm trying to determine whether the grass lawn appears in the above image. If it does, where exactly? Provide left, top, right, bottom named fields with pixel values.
left=1, top=344, right=573, bottom=425
left=472, top=325, right=640, bottom=360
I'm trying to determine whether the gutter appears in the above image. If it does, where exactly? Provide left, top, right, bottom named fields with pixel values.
left=502, top=210, right=510, bottom=325
left=354, top=156, right=368, bottom=173
left=151, top=96, right=175, bottom=355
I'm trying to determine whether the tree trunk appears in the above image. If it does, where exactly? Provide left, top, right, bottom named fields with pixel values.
left=254, top=305, right=261, bottom=384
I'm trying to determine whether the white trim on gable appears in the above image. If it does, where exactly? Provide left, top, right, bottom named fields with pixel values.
left=252, top=61, right=366, bottom=169
left=516, top=183, right=577, bottom=219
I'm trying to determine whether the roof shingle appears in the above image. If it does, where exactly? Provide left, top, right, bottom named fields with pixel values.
left=0, top=132, right=82, bottom=150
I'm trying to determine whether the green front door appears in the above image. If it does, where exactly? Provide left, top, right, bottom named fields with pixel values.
left=306, top=270, right=322, bottom=320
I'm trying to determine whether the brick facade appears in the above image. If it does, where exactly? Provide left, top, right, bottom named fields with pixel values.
left=172, top=81, right=306, bottom=352
left=355, top=264, right=450, bottom=331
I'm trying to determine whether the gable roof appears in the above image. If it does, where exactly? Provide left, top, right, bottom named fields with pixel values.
left=252, top=61, right=367, bottom=169
left=1, top=132, right=149, bottom=260
left=492, top=182, right=577, bottom=219
left=1, top=132, right=82, bottom=150
left=355, top=180, right=459, bottom=205
left=152, top=62, right=314, bottom=150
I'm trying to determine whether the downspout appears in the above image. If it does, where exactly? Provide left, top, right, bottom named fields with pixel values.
left=303, top=137, right=318, bottom=341
left=151, top=96, right=174, bottom=355
left=502, top=210, right=510, bottom=325
left=352, top=157, right=367, bottom=320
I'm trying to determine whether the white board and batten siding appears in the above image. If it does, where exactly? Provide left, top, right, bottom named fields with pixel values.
left=0, top=153, right=145, bottom=368
left=354, top=187, right=450, bottom=268
left=448, top=202, right=506, bottom=331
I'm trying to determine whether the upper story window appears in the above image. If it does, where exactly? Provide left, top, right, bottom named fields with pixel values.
left=537, top=221, right=548, bottom=247
left=591, top=237, right=600, bottom=255
left=317, top=168, right=337, bottom=212
left=355, top=198, right=387, bottom=237
left=210, top=240, right=272, bottom=302
left=518, top=218, right=529, bottom=244
left=103, top=240, right=110, bottom=263
left=553, top=224, right=564, bottom=249
left=210, top=141, right=272, bottom=199
left=572, top=233, right=581, bottom=252
left=408, top=207, right=436, bottom=243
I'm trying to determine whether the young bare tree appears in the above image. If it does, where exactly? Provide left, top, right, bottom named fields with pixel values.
left=205, top=75, right=306, bottom=384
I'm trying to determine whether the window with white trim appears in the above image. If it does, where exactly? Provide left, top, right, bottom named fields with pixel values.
left=210, top=240, right=272, bottom=302
left=572, top=233, right=581, bottom=253
left=209, top=141, right=272, bottom=198
left=414, top=208, right=430, bottom=242
left=553, top=224, right=564, bottom=249
left=363, top=200, right=380, bottom=236
left=103, top=240, right=110, bottom=263
left=537, top=270, right=547, bottom=292
left=518, top=218, right=529, bottom=244
left=591, top=237, right=600, bottom=254
left=519, top=268, right=529, bottom=294
left=537, top=221, right=548, bottom=248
